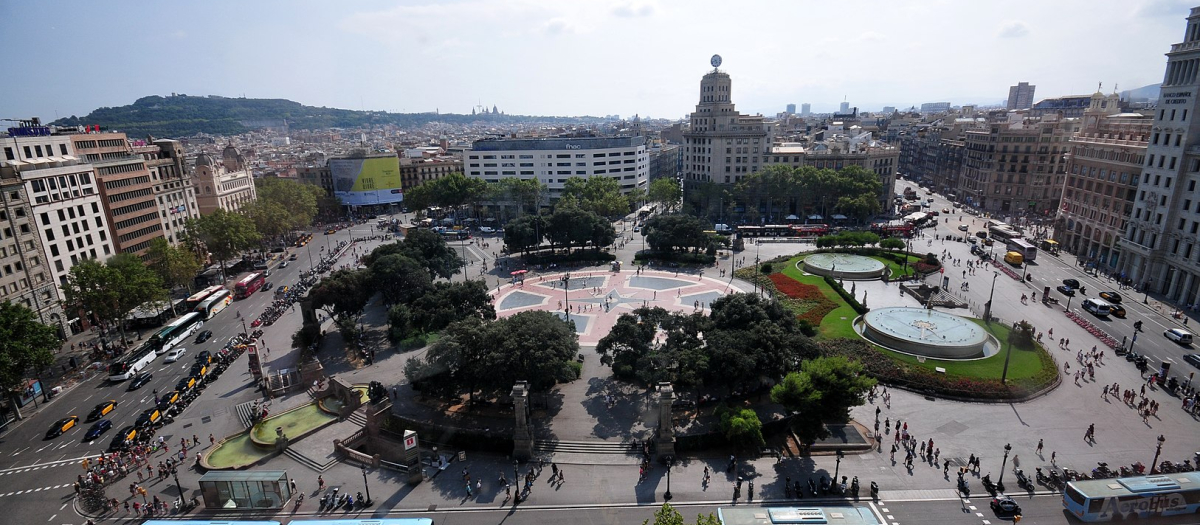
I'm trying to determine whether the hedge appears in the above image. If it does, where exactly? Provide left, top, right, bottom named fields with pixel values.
left=633, top=250, right=716, bottom=265
left=522, top=250, right=616, bottom=265
left=823, top=275, right=869, bottom=315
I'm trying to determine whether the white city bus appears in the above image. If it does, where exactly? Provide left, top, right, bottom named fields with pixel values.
left=1063, top=471, right=1200, bottom=521
left=148, top=312, right=205, bottom=355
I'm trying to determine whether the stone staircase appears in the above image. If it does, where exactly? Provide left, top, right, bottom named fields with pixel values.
left=284, top=448, right=337, bottom=472
left=346, top=410, right=367, bottom=427
left=532, top=439, right=640, bottom=455
left=233, top=401, right=258, bottom=428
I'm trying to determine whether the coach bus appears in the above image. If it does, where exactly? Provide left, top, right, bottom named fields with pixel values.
left=139, top=519, right=434, bottom=525
left=792, top=223, right=830, bottom=237
left=988, top=225, right=1023, bottom=241
left=107, top=342, right=158, bottom=381
left=1005, top=238, right=1037, bottom=262
left=183, top=285, right=225, bottom=311
left=736, top=225, right=794, bottom=237
left=234, top=272, right=265, bottom=299
left=195, top=289, right=233, bottom=319
left=148, top=312, right=205, bottom=355
left=1063, top=471, right=1200, bottom=521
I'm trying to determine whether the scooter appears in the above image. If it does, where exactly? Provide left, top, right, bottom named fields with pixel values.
left=808, top=478, right=817, bottom=497
left=794, top=480, right=803, bottom=499
left=1015, top=468, right=1030, bottom=489
left=981, top=474, right=996, bottom=493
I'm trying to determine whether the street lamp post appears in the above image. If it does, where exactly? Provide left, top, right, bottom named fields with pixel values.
left=833, top=449, right=845, bottom=486
left=997, top=443, right=1012, bottom=493
left=1065, top=294, right=1073, bottom=313
left=361, top=465, right=373, bottom=506
left=561, top=273, right=571, bottom=316
left=983, top=272, right=998, bottom=323
left=1150, top=435, right=1166, bottom=474
left=240, top=316, right=249, bottom=337
left=171, top=466, right=185, bottom=498
left=663, top=456, right=674, bottom=500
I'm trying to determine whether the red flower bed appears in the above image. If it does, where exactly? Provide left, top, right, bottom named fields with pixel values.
left=769, top=273, right=838, bottom=325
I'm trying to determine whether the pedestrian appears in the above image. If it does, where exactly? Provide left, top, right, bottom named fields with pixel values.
left=558, top=469, right=564, bottom=483
left=318, top=475, right=324, bottom=490
left=1051, top=451, right=1057, bottom=465
left=209, top=434, right=215, bottom=446
left=551, top=462, right=558, bottom=476
left=290, top=478, right=297, bottom=492
left=1036, top=438, right=1044, bottom=455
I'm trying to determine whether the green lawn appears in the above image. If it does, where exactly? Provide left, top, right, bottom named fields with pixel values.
left=772, top=254, right=1053, bottom=384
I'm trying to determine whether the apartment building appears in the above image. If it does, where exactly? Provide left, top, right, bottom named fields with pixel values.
left=1055, top=92, right=1149, bottom=271
left=959, top=116, right=1075, bottom=215
left=399, top=155, right=463, bottom=192
left=0, top=127, right=116, bottom=306
left=1118, top=7, right=1200, bottom=304
left=192, top=143, right=258, bottom=215
left=1007, top=82, right=1036, bottom=110
left=137, top=139, right=198, bottom=245
left=72, top=133, right=163, bottom=255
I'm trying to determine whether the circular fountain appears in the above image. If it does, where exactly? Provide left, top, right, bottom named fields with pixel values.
left=857, top=307, right=997, bottom=359
left=802, top=253, right=886, bottom=279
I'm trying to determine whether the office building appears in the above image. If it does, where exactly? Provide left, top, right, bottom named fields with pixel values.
left=786, top=103, right=796, bottom=114
left=297, top=165, right=333, bottom=196
left=1007, top=82, right=1036, bottom=110
left=801, top=103, right=811, bottom=116
left=881, top=106, right=896, bottom=114
left=72, top=133, right=164, bottom=255
left=464, top=136, right=648, bottom=199
left=921, top=102, right=952, bottom=114
left=399, top=155, right=463, bottom=192
left=1119, top=7, right=1200, bottom=303
left=192, top=143, right=258, bottom=216
left=1029, top=95, right=1096, bottom=118
left=682, top=64, right=770, bottom=186
left=0, top=125, right=116, bottom=307
left=648, top=143, right=682, bottom=181
left=839, top=102, right=851, bottom=114
left=1056, top=92, right=1149, bottom=271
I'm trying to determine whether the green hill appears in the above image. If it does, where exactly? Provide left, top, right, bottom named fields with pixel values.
left=51, top=95, right=600, bottom=138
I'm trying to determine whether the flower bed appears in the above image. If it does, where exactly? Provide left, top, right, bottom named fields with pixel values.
left=768, top=273, right=839, bottom=325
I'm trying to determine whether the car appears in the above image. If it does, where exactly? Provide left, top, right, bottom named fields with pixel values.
left=83, top=419, right=113, bottom=441
left=195, top=330, right=213, bottom=344
left=479, top=226, right=495, bottom=234
left=325, top=229, right=336, bottom=235
left=45, top=416, right=79, bottom=439
left=633, top=226, right=641, bottom=233
left=1184, top=353, right=1200, bottom=369
left=262, top=282, right=274, bottom=291
left=930, top=211, right=940, bottom=216
left=289, top=253, right=298, bottom=261
left=252, top=261, right=268, bottom=270
left=942, top=208, right=950, bottom=213
left=127, top=373, right=153, bottom=391
left=135, top=409, right=161, bottom=429
left=195, top=350, right=212, bottom=364
left=156, top=390, right=180, bottom=411
left=176, top=376, right=196, bottom=392
left=1056, top=285, right=1076, bottom=296
left=983, top=238, right=994, bottom=246
left=990, top=496, right=1021, bottom=515
left=927, top=198, right=935, bottom=203
left=280, top=261, right=289, bottom=268
left=164, top=347, right=187, bottom=363
left=958, top=224, right=969, bottom=232
left=86, top=400, right=118, bottom=421
left=1063, top=278, right=1081, bottom=289
left=1109, top=304, right=1127, bottom=318
left=967, top=236, right=977, bottom=244
left=1164, top=328, right=1194, bottom=345
left=190, top=363, right=208, bottom=378
left=1099, top=291, right=1122, bottom=303
left=108, top=426, right=137, bottom=451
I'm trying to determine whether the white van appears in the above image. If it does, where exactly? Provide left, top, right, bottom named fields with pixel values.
left=1082, top=298, right=1112, bottom=317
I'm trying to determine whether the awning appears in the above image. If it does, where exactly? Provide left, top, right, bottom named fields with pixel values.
left=832, top=214, right=848, bottom=220
left=785, top=214, right=799, bottom=220
left=808, top=215, right=823, bottom=220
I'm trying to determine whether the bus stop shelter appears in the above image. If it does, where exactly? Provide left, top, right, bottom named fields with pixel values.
left=198, top=470, right=291, bottom=510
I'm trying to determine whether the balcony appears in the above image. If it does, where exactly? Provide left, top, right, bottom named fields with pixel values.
left=1170, top=40, right=1200, bottom=53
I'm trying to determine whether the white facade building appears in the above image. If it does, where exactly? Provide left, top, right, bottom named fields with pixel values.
left=464, top=136, right=648, bottom=198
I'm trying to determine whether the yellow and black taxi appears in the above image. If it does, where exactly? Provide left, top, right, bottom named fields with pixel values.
left=190, top=362, right=208, bottom=378
left=1109, top=303, right=1127, bottom=318
left=176, top=376, right=196, bottom=392
left=108, top=426, right=137, bottom=452
left=135, top=408, right=162, bottom=429
left=155, top=390, right=181, bottom=411
left=45, top=415, right=79, bottom=439
left=86, top=400, right=118, bottom=422
left=1099, top=291, right=1123, bottom=303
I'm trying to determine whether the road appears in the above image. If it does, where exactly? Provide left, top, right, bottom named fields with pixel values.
left=0, top=220, right=381, bottom=525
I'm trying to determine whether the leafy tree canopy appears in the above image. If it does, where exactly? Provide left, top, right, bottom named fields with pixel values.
left=643, top=503, right=720, bottom=525
left=365, top=228, right=464, bottom=280
left=644, top=214, right=709, bottom=253
left=561, top=176, right=631, bottom=218
left=388, top=280, right=496, bottom=341
left=308, top=268, right=373, bottom=321
left=369, top=254, right=433, bottom=306
left=648, top=178, right=682, bottom=212
left=502, top=214, right=547, bottom=254
left=770, top=356, right=877, bottom=446
left=184, top=209, right=260, bottom=277
left=0, top=302, right=59, bottom=393
left=61, top=254, right=167, bottom=339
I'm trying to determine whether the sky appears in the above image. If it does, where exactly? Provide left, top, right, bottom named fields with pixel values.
left=1, top=0, right=1196, bottom=122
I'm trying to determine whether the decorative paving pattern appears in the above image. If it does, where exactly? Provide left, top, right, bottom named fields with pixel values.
left=494, top=270, right=750, bottom=345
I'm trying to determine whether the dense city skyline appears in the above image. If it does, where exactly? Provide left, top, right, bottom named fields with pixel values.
left=1, top=0, right=1192, bottom=121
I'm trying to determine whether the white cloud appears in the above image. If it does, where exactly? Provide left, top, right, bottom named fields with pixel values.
left=612, top=1, right=656, bottom=18
left=859, top=31, right=886, bottom=43
left=997, top=20, right=1030, bottom=38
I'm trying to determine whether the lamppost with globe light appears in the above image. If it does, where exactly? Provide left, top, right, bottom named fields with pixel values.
left=997, top=443, right=1012, bottom=493
left=361, top=465, right=373, bottom=506
left=1150, top=435, right=1166, bottom=474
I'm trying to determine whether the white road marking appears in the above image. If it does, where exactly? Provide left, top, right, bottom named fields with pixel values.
left=48, top=515, right=56, bottom=521
left=60, top=503, right=68, bottom=510
left=976, top=512, right=984, bottom=517
left=12, top=446, right=29, bottom=456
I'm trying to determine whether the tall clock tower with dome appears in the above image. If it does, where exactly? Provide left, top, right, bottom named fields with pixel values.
left=682, top=54, right=771, bottom=191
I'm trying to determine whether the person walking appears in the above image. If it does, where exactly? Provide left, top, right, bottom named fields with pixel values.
left=1036, top=438, right=1044, bottom=455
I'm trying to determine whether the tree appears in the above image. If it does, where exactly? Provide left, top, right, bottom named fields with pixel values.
left=880, top=237, right=906, bottom=252
left=397, top=228, right=465, bottom=280
left=388, top=280, right=496, bottom=341
left=61, top=255, right=167, bottom=341
left=643, top=503, right=719, bottom=525
left=0, top=302, right=58, bottom=419
left=648, top=178, right=683, bottom=212
left=309, top=268, right=374, bottom=322
left=716, top=405, right=766, bottom=450
left=503, top=214, right=546, bottom=254
left=561, top=176, right=630, bottom=218
left=185, top=209, right=261, bottom=281
left=644, top=214, right=709, bottom=253
left=254, top=178, right=324, bottom=234
left=404, top=172, right=488, bottom=214
left=143, top=238, right=202, bottom=314
left=370, top=254, right=432, bottom=306
left=771, top=356, right=876, bottom=446
left=242, top=200, right=292, bottom=242
left=544, top=207, right=615, bottom=251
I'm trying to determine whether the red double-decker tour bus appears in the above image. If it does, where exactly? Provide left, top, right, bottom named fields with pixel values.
left=233, top=272, right=265, bottom=299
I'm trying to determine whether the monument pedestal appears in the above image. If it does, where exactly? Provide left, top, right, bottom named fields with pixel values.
left=654, top=381, right=676, bottom=460
left=511, top=381, right=534, bottom=460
